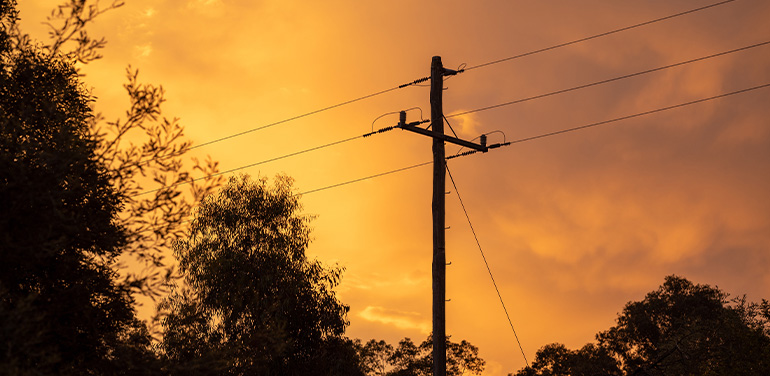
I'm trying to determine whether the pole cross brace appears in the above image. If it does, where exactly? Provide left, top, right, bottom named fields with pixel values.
left=397, top=110, right=488, bottom=152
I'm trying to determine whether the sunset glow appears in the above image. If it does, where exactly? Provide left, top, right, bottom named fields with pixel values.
left=18, top=1, right=770, bottom=374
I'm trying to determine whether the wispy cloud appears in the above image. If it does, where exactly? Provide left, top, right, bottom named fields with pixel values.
left=359, top=306, right=430, bottom=333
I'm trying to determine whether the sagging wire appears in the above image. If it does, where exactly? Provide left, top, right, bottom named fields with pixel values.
left=371, top=107, right=424, bottom=132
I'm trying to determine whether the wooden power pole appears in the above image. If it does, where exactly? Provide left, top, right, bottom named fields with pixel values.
left=431, top=55, right=447, bottom=376
left=398, top=56, right=487, bottom=376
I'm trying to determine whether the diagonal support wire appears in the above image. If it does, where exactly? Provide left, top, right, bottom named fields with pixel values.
left=446, top=165, right=529, bottom=367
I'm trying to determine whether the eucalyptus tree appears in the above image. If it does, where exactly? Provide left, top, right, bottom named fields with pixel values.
left=161, top=175, right=360, bottom=375
left=512, top=276, right=770, bottom=376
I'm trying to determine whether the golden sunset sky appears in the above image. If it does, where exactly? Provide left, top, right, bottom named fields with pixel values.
left=19, top=1, right=770, bottom=374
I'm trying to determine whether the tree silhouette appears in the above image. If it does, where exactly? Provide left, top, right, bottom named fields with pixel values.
left=161, top=175, right=358, bottom=375
left=512, top=275, right=770, bottom=376
left=0, top=1, right=151, bottom=372
left=27, top=0, right=225, bottom=312
left=355, top=334, right=485, bottom=376
left=513, top=343, right=621, bottom=376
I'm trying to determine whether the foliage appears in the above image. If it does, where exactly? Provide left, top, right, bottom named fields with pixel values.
left=512, top=275, right=770, bottom=376
left=358, top=339, right=395, bottom=375
left=598, top=275, right=770, bottom=375
left=43, top=0, right=124, bottom=64
left=512, top=343, right=620, bottom=376
left=94, top=65, right=224, bottom=308
left=356, top=334, right=486, bottom=376
left=160, top=175, right=355, bottom=375
left=0, top=0, right=152, bottom=372
left=1, top=0, right=223, bottom=372
left=35, top=0, right=225, bottom=311
left=3, top=0, right=225, bottom=330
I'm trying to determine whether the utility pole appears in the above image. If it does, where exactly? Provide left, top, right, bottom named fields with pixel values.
left=431, top=55, right=447, bottom=376
left=398, top=56, right=487, bottom=376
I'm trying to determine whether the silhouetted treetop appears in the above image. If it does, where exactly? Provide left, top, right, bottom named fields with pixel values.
left=512, top=275, right=770, bottom=376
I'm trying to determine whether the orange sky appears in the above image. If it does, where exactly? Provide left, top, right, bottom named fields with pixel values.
left=19, top=1, right=770, bottom=374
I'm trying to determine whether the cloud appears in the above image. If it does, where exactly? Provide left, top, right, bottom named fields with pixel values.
left=134, top=43, right=153, bottom=58
left=448, top=112, right=482, bottom=138
left=339, top=271, right=428, bottom=294
left=359, top=306, right=430, bottom=333
left=187, top=0, right=225, bottom=16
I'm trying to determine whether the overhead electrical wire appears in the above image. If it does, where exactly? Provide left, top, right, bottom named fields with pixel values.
left=136, top=80, right=769, bottom=198
left=463, top=0, right=737, bottom=72
left=189, top=89, right=395, bottom=151
left=295, top=84, right=769, bottom=198
left=447, top=40, right=770, bottom=119
left=446, top=165, right=529, bottom=367
left=132, top=119, right=427, bottom=197
left=134, top=37, right=769, bottom=198
left=189, top=76, right=429, bottom=150
left=133, top=135, right=363, bottom=197
left=451, top=83, right=770, bottom=158
left=297, top=161, right=433, bottom=196
left=134, top=160, right=433, bottom=231
left=131, top=76, right=431, bottom=168
left=136, top=82, right=768, bottom=234
left=131, top=1, right=734, bottom=169
left=298, top=83, right=769, bottom=196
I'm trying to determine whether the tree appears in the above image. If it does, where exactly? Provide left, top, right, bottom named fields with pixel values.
left=512, top=343, right=620, bottom=376
left=0, top=0, right=151, bottom=373
left=160, top=174, right=357, bottom=375
left=16, top=0, right=225, bottom=315
left=355, top=334, right=486, bottom=376
left=357, top=339, right=395, bottom=376
left=598, top=276, right=770, bottom=375
left=512, top=275, right=770, bottom=376
left=1, top=0, right=222, bottom=371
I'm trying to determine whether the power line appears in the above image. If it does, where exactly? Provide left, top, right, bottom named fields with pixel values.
left=135, top=81, right=769, bottom=234
left=132, top=135, right=361, bottom=197
left=139, top=82, right=769, bottom=198
left=297, top=83, right=770, bottom=197
left=128, top=1, right=734, bottom=169
left=450, top=83, right=770, bottom=158
left=132, top=76, right=430, bottom=168
left=448, top=40, right=770, bottom=119
left=132, top=119, right=428, bottom=197
left=463, top=0, right=736, bottom=72
left=505, top=83, right=770, bottom=145
left=190, top=88, right=395, bottom=151
left=446, top=165, right=529, bottom=367
left=297, top=160, right=432, bottom=196
left=135, top=159, right=435, bottom=234
left=136, top=80, right=769, bottom=199
left=127, top=1, right=734, bottom=170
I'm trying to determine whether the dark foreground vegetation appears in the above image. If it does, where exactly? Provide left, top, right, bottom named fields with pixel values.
left=510, top=276, right=770, bottom=376
left=1, top=1, right=768, bottom=375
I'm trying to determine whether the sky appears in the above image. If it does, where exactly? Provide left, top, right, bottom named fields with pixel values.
left=18, top=1, right=770, bottom=374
